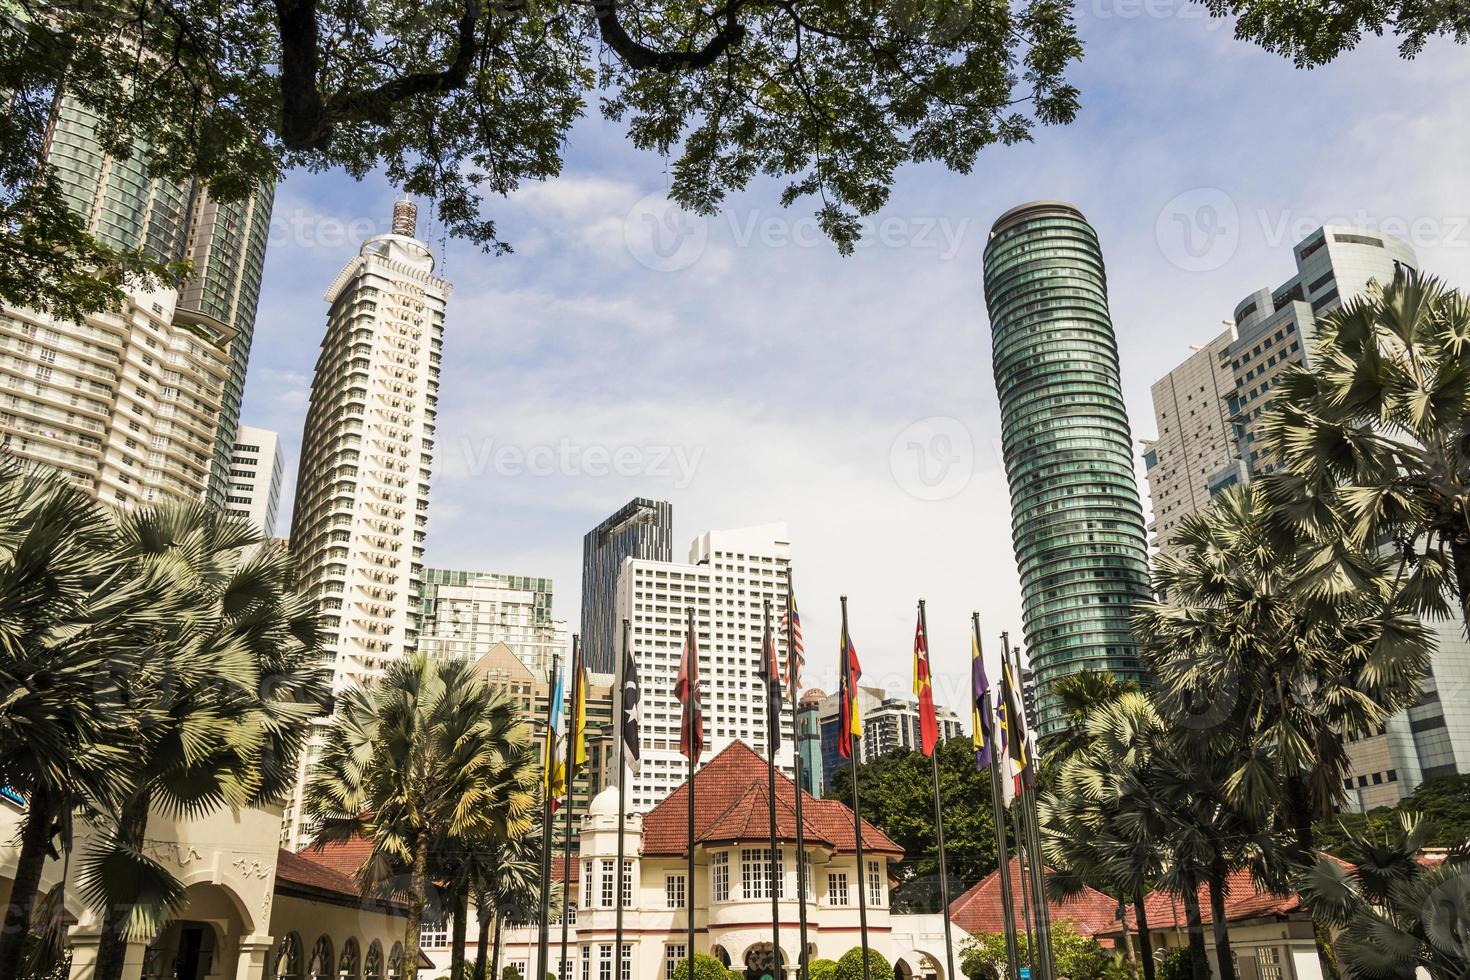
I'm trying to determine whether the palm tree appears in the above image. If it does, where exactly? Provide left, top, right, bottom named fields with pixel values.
left=1138, top=483, right=1432, bottom=866
left=467, top=821, right=544, bottom=980
left=306, top=655, right=533, bottom=980
left=1297, top=813, right=1469, bottom=979
left=86, top=504, right=330, bottom=980
left=1041, top=691, right=1261, bottom=980
left=1261, top=266, right=1470, bottom=632
left=0, top=464, right=181, bottom=978
left=1037, top=670, right=1140, bottom=776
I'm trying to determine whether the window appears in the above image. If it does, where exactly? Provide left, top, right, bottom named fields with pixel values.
left=599, top=945, right=613, bottom=980
left=712, top=852, right=729, bottom=902
left=665, top=947, right=686, bottom=980
left=581, top=862, right=593, bottom=908
left=666, top=874, right=686, bottom=909
left=622, top=860, right=634, bottom=908
left=600, top=859, right=615, bottom=908
left=827, top=873, right=849, bottom=906
left=419, top=917, right=449, bottom=948
left=621, top=946, right=632, bottom=980
left=867, top=860, right=883, bottom=906
left=741, top=848, right=784, bottom=899
left=582, top=949, right=590, bottom=980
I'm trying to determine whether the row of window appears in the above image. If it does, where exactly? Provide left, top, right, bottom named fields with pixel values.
left=576, top=854, right=884, bottom=909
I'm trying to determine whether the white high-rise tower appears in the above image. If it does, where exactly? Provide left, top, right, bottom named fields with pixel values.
left=283, top=201, right=449, bottom=846
left=290, top=200, right=449, bottom=692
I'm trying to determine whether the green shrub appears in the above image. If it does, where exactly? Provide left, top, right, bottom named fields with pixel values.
left=671, top=953, right=735, bottom=980
left=834, top=948, right=894, bottom=980
left=499, top=969, right=521, bottom=980
left=808, top=959, right=839, bottom=980
left=1158, top=949, right=1192, bottom=980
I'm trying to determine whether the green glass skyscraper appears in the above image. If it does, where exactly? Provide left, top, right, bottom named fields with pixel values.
left=983, top=201, right=1151, bottom=735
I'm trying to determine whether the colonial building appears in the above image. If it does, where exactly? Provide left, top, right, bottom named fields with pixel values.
left=0, top=797, right=416, bottom=980
left=420, top=741, right=964, bottom=980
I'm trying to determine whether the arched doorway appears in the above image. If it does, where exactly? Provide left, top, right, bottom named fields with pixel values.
left=742, top=943, right=786, bottom=980
left=710, top=946, right=731, bottom=969
left=894, top=958, right=915, bottom=980
left=275, top=933, right=305, bottom=980
left=143, top=923, right=220, bottom=980
left=340, top=938, right=362, bottom=980
left=364, top=941, right=384, bottom=980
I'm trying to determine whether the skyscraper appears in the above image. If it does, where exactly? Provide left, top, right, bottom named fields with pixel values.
left=612, top=522, right=794, bottom=810
left=225, top=425, right=284, bottom=537
left=1142, top=227, right=1418, bottom=540
left=581, top=497, right=673, bottom=672
left=983, top=201, right=1152, bottom=735
left=282, top=200, right=450, bottom=848
left=289, top=200, right=450, bottom=692
left=0, top=96, right=272, bottom=507
left=417, top=567, right=569, bottom=675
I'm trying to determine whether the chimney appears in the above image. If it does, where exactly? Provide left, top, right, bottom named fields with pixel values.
left=392, top=199, right=417, bottom=238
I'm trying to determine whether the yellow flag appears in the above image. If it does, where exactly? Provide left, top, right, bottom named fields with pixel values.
left=573, top=665, right=588, bottom=772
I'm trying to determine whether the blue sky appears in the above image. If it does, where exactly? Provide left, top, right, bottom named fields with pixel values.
left=241, top=8, right=1470, bottom=709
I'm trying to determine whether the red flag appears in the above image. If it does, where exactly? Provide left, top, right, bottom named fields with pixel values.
left=677, top=610, right=704, bottom=765
left=838, top=620, right=863, bottom=760
left=913, top=609, right=939, bottom=757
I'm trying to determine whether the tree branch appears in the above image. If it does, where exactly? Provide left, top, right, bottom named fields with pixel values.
left=595, top=0, right=746, bottom=71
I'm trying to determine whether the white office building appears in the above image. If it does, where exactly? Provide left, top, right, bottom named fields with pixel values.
left=417, top=567, right=569, bottom=676
left=225, top=425, right=284, bottom=537
left=613, top=523, right=796, bottom=811
left=282, top=201, right=449, bottom=849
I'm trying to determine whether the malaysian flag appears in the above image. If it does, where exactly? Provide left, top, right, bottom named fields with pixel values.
left=782, top=580, right=804, bottom=700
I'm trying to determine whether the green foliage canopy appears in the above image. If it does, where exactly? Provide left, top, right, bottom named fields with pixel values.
left=834, top=948, right=894, bottom=980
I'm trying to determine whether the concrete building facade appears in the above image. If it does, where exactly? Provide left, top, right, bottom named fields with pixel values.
left=612, top=523, right=795, bottom=811
left=417, top=566, right=569, bottom=675
left=226, top=425, right=284, bottom=537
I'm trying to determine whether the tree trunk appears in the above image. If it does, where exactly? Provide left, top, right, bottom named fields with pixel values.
left=490, top=910, right=503, bottom=980
left=1116, top=898, right=1139, bottom=980
left=1283, top=775, right=1338, bottom=980
left=94, top=790, right=153, bottom=980
left=405, top=832, right=429, bottom=980
left=451, top=885, right=469, bottom=980
left=0, top=786, right=56, bottom=980
left=473, top=890, right=492, bottom=980
left=1134, top=894, right=1155, bottom=980
left=1180, top=887, right=1211, bottom=980
left=1207, top=870, right=1237, bottom=980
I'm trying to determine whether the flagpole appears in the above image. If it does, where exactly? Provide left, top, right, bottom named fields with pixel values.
left=1000, top=630, right=1037, bottom=977
left=614, top=619, right=631, bottom=980
left=763, top=599, right=783, bottom=980
left=560, top=637, right=580, bottom=980
left=918, top=600, right=957, bottom=980
left=685, top=605, right=698, bottom=980
left=1011, top=641, right=1056, bottom=980
left=786, top=576, right=810, bottom=980
left=840, top=596, right=871, bottom=980
left=978, top=616, right=1022, bottom=980
left=536, top=657, right=561, bottom=980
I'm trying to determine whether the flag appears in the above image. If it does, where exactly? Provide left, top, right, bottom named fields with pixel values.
left=971, top=630, right=994, bottom=770
left=545, top=664, right=566, bottom=805
left=621, top=632, right=642, bottom=775
left=782, top=584, right=804, bottom=701
left=571, top=660, right=589, bottom=774
left=997, top=656, right=1030, bottom=804
left=838, top=619, right=863, bottom=760
left=913, top=609, right=939, bottom=757
left=758, top=609, right=783, bottom=752
left=677, top=612, right=704, bottom=765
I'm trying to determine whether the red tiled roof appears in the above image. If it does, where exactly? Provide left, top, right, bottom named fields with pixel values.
left=1140, top=868, right=1301, bottom=929
left=302, top=836, right=575, bottom=885
left=641, top=741, right=903, bottom=858
left=275, top=848, right=385, bottom=905
left=948, top=858, right=1122, bottom=940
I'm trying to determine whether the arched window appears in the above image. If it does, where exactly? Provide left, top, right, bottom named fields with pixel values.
left=387, top=943, right=404, bottom=980
left=275, top=934, right=304, bottom=980
left=339, top=938, right=361, bottom=980
left=308, top=936, right=335, bottom=980
left=364, top=941, right=384, bottom=980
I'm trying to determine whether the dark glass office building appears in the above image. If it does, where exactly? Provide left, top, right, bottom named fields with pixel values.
left=983, top=201, right=1151, bottom=735
left=580, top=497, right=673, bottom=671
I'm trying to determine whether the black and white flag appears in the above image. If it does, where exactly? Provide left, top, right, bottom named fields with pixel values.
left=621, top=635, right=641, bottom=774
